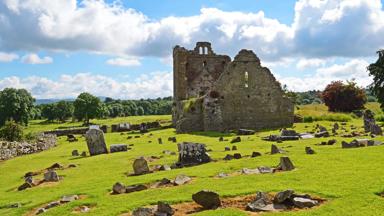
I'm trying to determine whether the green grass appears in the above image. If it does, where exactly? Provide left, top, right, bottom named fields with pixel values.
left=1, top=109, right=384, bottom=215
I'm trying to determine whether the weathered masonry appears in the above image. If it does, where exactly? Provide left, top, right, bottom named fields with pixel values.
left=173, top=42, right=294, bottom=133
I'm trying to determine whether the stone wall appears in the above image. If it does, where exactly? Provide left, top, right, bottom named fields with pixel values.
left=0, top=134, right=57, bottom=160
left=173, top=42, right=294, bottom=133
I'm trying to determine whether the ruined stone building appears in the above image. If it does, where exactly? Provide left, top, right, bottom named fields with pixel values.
left=173, top=42, right=294, bottom=133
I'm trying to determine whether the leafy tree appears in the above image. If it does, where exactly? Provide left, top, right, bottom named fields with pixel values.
left=0, top=120, right=23, bottom=142
left=321, top=80, right=367, bottom=112
left=0, top=88, right=34, bottom=126
left=368, top=50, right=384, bottom=108
left=137, top=106, right=145, bottom=116
left=73, top=92, right=101, bottom=125
left=41, top=103, right=57, bottom=122
left=56, top=101, right=74, bottom=122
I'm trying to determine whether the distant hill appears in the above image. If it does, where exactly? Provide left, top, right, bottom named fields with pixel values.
left=35, top=99, right=74, bottom=105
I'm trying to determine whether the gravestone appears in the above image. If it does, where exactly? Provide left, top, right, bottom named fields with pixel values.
left=177, top=142, right=211, bottom=166
left=278, top=157, right=295, bottom=171
left=364, top=110, right=375, bottom=132
left=44, top=170, right=59, bottom=182
left=85, top=128, right=108, bottom=156
left=110, top=144, right=128, bottom=153
left=133, top=158, right=150, bottom=175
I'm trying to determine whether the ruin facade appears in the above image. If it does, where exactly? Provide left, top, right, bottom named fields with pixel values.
left=173, top=42, right=294, bottom=133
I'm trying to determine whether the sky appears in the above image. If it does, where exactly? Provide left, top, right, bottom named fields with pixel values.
left=0, top=0, right=383, bottom=99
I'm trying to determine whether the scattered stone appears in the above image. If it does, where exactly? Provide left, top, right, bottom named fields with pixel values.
left=315, top=131, right=330, bottom=138
left=364, top=110, right=376, bottom=132
left=18, top=182, right=32, bottom=191
left=327, top=139, right=337, bottom=145
left=133, top=158, right=150, bottom=175
left=110, top=144, right=128, bottom=153
left=277, top=157, right=295, bottom=171
left=230, top=137, right=241, bottom=143
left=217, top=172, right=229, bottom=178
left=168, top=137, right=177, bottom=143
left=299, top=133, right=315, bottom=139
left=271, top=144, right=283, bottom=154
left=258, top=166, right=274, bottom=174
left=223, top=154, right=234, bottom=160
left=305, top=147, right=315, bottom=154
left=47, top=163, right=63, bottom=170
left=159, top=165, right=171, bottom=171
left=292, top=197, right=319, bottom=208
left=67, top=134, right=78, bottom=142
left=44, top=170, right=59, bottom=182
left=156, top=201, right=174, bottom=216
left=126, top=184, right=148, bottom=193
left=158, top=138, right=163, bottom=144
left=71, top=150, right=79, bottom=156
left=273, top=190, right=294, bottom=204
left=219, top=137, right=224, bottom=142
left=232, top=145, right=237, bottom=151
left=174, top=174, right=191, bottom=186
left=132, top=207, right=155, bottom=216
left=60, top=195, right=79, bottom=203
left=224, top=147, right=230, bottom=151
left=68, top=164, right=77, bottom=168
left=233, top=153, right=242, bottom=159
left=112, top=182, right=126, bottom=194
left=36, top=208, right=47, bottom=215
left=46, top=201, right=60, bottom=209
left=177, top=142, right=211, bottom=166
left=80, top=151, right=87, bottom=157
left=281, top=129, right=298, bottom=137
left=242, top=168, right=260, bottom=175
left=251, top=152, right=262, bottom=157
left=192, top=190, right=221, bottom=209
left=238, top=129, right=255, bottom=135
left=85, top=128, right=108, bottom=156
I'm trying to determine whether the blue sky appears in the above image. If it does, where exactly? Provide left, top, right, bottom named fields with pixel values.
left=0, top=0, right=383, bottom=99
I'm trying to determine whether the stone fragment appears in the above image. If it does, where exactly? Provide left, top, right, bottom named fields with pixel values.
left=223, top=154, right=234, bottom=160
left=292, top=197, right=318, bottom=208
left=233, top=153, right=242, bottom=159
left=305, top=147, right=315, bottom=154
left=224, top=147, right=230, bottom=151
left=18, top=182, right=32, bottom=191
left=177, top=142, right=211, bottom=166
left=112, top=182, right=126, bottom=194
left=36, top=208, right=47, bottom=215
left=44, top=170, right=59, bottom=182
left=156, top=201, right=174, bottom=216
left=281, top=129, right=298, bottom=137
left=218, top=137, right=224, bottom=142
left=126, top=184, right=148, bottom=193
left=168, top=137, right=177, bottom=143
left=192, top=190, right=221, bottom=209
left=238, top=129, right=255, bottom=135
left=85, top=128, right=108, bottom=156
left=231, top=145, right=237, bottom=151
left=72, top=150, right=79, bottom=156
left=273, top=190, right=294, bottom=204
left=47, top=163, right=63, bottom=170
left=132, top=207, right=155, bottom=216
left=45, top=201, right=60, bottom=209
left=277, top=157, right=295, bottom=171
left=258, top=166, right=274, bottom=174
left=251, top=152, right=262, bottom=157
left=242, top=168, right=260, bottom=175
left=299, top=133, right=315, bottom=139
left=271, top=144, right=283, bottom=154
left=133, top=158, right=150, bottom=175
left=174, top=174, right=191, bottom=185
left=80, top=151, right=87, bottom=157
left=60, top=195, right=79, bottom=203
left=110, top=144, right=128, bottom=153
left=158, top=138, right=163, bottom=144
left=159, top=165, right=171, bottom=171
left=230, top=137, right=241, bottom=143
left=327, top=139, right=337, bottom=145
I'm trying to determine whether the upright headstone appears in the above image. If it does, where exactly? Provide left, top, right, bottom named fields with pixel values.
left=177, top=142, right=211, bottom=166
left=364, top=110, right=376, bottom=133
left=133, top=158, right=150, bottom=175
left=85, top=128, right=108, bottom=156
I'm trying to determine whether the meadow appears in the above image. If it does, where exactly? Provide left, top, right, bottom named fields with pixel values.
left=1, top=103, right=384, bottom=215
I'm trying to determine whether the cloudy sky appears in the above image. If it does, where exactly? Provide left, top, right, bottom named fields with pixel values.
left=0, top=0, right=383, bottom=99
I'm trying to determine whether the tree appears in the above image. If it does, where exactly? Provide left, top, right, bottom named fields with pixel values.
left=56, top=101, right=74, bottom=122
left=73, top=92, right=101, bottom=125
left=137, top=106, right=145, bottom=116
left=0, top=120, right=23, bottom=142
left=0, top=88, right=34, bottom=126
left=321, top=80, right=367, bottom=112
left=41, top=103, right=57, bottom=122
left=368, top=49, right=384, bottom=108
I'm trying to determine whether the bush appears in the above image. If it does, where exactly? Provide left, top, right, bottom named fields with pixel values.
left=321, top=81, right=367, bottom=112
left=302, top=114, right=352, bottom=123
left=376, top=114, right=384, bottom=122
left=0, top=120, right=23, bottom=142
left=303, top=116, right=314, bottom=123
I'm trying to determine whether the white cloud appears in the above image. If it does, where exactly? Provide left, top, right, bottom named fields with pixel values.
left=280, top=59, right=371, bottom=92
left=0, top=0, right=382, bottom=61
left=21, top=53, right=53, bottom=64
left=0, top=52, right=18, bottom=62
left=0, top=72, right=173, bottom=99
left=106, top=57, right=141, bottom=67
left=296, top=58, right=327, bottom=70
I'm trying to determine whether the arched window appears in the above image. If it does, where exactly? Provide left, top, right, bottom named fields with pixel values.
left=199, top=47, right=203, bottom=54
left=204, top=47, right=208, bottom=55
left=244, top=71, right=249, bottom=88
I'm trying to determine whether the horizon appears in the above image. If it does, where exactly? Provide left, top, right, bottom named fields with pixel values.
left=0, top=0, right=383, bottom=99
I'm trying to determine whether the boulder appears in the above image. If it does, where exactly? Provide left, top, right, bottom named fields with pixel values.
left=85, top=128, right=108, bottom=156
left=232, top=145, right=237, bottom=151
left=177, top=142, right=211, bottom=166
left=305, top=147, right=315, bottom=154
left=192, top=190, right=221, bottom=209
left=273, top=190, right=294, bottom=204
left=277, top=157, right=295, bottom=171
left=71, top=150, right=79, bottom=156
left=110, top=144, right=128, bottom=153
left=156, top=201, right=174, bottom=216
left=126, top=184, right=148, bottom=193
left=132, top=207, right=155, bottom=216
left=133, top=158, right=150, bottom=175
left=292, top=197, right=318, bottom=208
left=112, top=182, right=126, bottom=194
left=174, top=174, right=191, bottom=186
left=251, top=152, right=262, bottom=157
left=230, top=137, right=241, bottom=143
left=238, top=129, right=255, bottom=135
left=44, top=170, right=59, bottom=182
left=233, top=153, right=242, bottom=159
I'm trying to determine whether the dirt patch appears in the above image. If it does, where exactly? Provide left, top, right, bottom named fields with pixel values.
left=24, top=195, right=87, bottom=216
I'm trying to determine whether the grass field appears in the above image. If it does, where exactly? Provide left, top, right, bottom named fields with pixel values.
left=1, top=103, right=384, bottom=215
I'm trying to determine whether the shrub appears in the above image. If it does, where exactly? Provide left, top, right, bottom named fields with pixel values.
left=303, top=116, right=314, bottom=123
left=376, top=114, right=384, bottom=122
left=0, top=120, right=23, bottom=142
left=321, top=81, right=367, bottom=112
